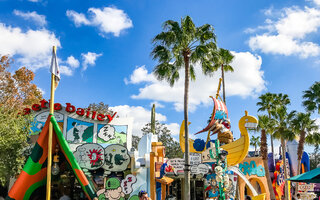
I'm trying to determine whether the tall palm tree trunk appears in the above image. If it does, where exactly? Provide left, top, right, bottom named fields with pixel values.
left=281, top=138, right=289, bottom=200
left=268, top=112, right=275, bottom=166
left=183, top=53, right=190, bottom=200
left=297, top=131, right=306, bottom=175
left=261, top=129, right=276, bottom=200
left=221, top=64, right=226, bottom=104
left=270, top=135, right=275, bottom=163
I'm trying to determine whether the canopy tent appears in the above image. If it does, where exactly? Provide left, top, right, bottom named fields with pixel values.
left=288, top=167, right=320, bottom=183
left=6, top=115, right=97, bottom=200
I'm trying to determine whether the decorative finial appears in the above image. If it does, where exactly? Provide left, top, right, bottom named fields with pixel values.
left=245, top=110, right=248, bottom=116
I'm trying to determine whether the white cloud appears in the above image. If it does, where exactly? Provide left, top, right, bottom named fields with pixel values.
left=124, top=66, right=156, bottom=84
left=110, top=105, right=179, bottom=136
left=66, top=56, right=80, bottom=68
left=249, top=34, right=320, bottom=58
left=166, top=123, right=180, bottom=136
left=28, top=0, right=41, bottom=2
left=13, top=10, right=46, bottom=26
left=59, top=65, right=73, bottom=76
left=247, top=4, right=320, bottom=58
left=81, top=52, right=102, bottom=71
left=88, top=7, right=133, bottom=37
left=150, top=101, right=165, bottom=108
left=276, top=7, right=320, bottom=39
left=127, top=52, right=265, bottom=112
left=0, top=23, right=60, bottom=71
left=66, top=6, right=133, bottom=37
left=312, top=0, right=320, bottom=6
left=66, top=10, right=90, bottom=27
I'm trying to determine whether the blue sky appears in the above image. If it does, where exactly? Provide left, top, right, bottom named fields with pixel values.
left=1, top=0, right=320, bottom=154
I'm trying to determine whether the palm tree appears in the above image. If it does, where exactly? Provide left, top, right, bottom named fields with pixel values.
left=257, top=93, right=277, bottom=160
left=274, top=93, right=291, bottom=107
left=257, top=115, right=277, bottom=200
left=272, top=106, right=296, bottom=200
left=250, top=135, right=261, bottom=156
left=303, top=81, right=320, bottom=114
left=306, top=132, right=320, bottom=147
left=213, top=48, right=234, bottom=104
left=291, top=112, right=318, bottom=175
left=151, top=16, right=218, bottom=199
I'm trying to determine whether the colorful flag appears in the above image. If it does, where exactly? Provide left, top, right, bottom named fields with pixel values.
left=50, top=46, right=60, bottom=88
left=6, top=116, right=97, bottom=200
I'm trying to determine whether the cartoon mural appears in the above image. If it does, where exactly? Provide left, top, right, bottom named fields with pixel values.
left=121, top=175, right=137, bottom=195
left=97, top=124, right=127, bottom=146
left=97, top=178, right=125, bottom=200
left=31, top=111, right=64, bottom=135
left=103, top=144, right=130, bottom=175
left=73, top=144, right=105, bottom=170
left=96, top=175, right=139, bottom=200
left=66, top=117, right=94, bottom=143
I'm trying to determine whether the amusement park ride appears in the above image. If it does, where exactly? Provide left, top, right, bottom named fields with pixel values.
left=6, top=72, right=269, bottom=200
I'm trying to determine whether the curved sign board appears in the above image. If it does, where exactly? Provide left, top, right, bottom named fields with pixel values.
left=26, top=99, right=133, bottom=150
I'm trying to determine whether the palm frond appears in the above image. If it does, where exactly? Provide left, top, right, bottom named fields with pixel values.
left=152, top=31, right=176, bottom=47
left=151, top=45, right=172, bottom=63
left=189, top=65, right=196, bottom=81
left=302, top=82, right=320, bottom=114
left=181, top=16, right=196, bottom=40
left=153, top=63, right=175, bottom=81
left=196, top=24, right=216, bottom=44
left=223, top=64, right=234, bottom=72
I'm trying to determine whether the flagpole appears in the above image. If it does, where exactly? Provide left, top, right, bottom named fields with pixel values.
left=46, top=46, right=56, bottom=200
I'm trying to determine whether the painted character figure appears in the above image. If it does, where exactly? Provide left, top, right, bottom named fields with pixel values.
left=103, top=145, right=130, bottom=175
left=72, top=122, right=80, bottom=143
left=97, top=178, right=125, bottom=200
left=205, top=174, right=219, bottom=198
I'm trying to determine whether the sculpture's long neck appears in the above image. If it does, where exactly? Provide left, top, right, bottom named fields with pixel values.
left=238, top=118, right=248, bottom=137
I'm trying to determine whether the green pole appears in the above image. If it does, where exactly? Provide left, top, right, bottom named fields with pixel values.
left=151, top=104, right=155, bottom=134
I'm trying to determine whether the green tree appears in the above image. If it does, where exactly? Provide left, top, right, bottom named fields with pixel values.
left=132, top=135, right=140, bottom=150
left=0, top=107, right=33, bottom=186
left=291, top=112, right=318, bottom=175
left=272, top=106, right=296, bottom=200
left=257, top=115, right=277, bottom=200
left=307, top=133, right=320, bottom=170
left=151, top=16, right=218, bottom=198
left=257, top=93, right=277, bottom=161
left=87, top=102, right=115, bottom=116
left=141, top=121, right=183, bottom=159
left=309, top=146, right=320, bottom=170
left=213, top=48, right=234, bottom=104
left=303, top=82, right=320, bottom=114
left=250, top=135, right=261, bottom=156
left=0, top=55, right=42, bottom=186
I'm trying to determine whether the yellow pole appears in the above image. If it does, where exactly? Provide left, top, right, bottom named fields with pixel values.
left=215, top=78, right=222, bottom=99
left=46, top=46, right=56, bottom=200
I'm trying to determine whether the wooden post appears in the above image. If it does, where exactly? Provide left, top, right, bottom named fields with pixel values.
left=150, top=152, right=156, bottom=200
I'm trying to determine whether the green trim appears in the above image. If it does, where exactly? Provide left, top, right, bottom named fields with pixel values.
left=51, top=116, right=97, bottom=199
left=24, top=178, right=46, bottom=200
